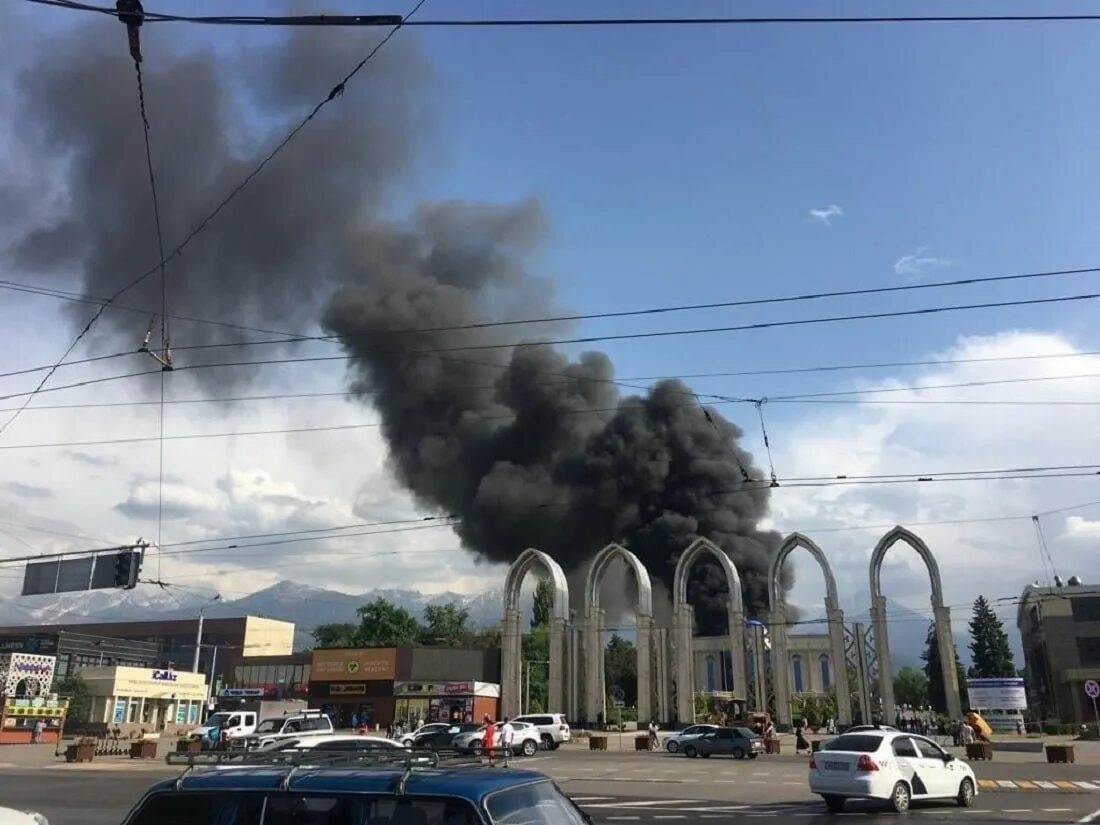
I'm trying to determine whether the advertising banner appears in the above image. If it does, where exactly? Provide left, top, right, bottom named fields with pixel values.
left=966, top=677, right=1028, bottom=710
left=311, top=648, right=396, bottom=681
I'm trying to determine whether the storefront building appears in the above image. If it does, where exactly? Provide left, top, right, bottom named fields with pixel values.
left=0, top=652, right=67, bottom=744
left=393, top=680, right=500, bottom=728
left=308, top=645, right=501, bottom=728
left=79, top=666, right=208, bottom=735
left=230, top=651, right=311, bottom=699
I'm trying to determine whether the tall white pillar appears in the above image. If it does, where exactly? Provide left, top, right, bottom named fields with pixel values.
left=500, top=608, right=523, bottom=718
left=770, top=608, right=791, bottom=726
left=934, top=604, right=963, bottom=719
left=584, top=608, right=606, bottom=724
left=827, top=604, right=852, bottom=725
left=654, top=627, right=671, bottom=724
left=635, top=615, right=653, bottom=724
left=548, top=615, right=567, bottom=715
left=870, top=595, right=894, bottom=724
left=674, top=603, right=695, bottom=724
left=728, top=605, right=748, bottom=708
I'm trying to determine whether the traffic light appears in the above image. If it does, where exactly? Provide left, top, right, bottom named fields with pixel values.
left=114, top=548, right=142, bottom=589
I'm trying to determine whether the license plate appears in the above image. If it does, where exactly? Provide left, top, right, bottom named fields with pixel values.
left=823, top=761, right=848, bottom=772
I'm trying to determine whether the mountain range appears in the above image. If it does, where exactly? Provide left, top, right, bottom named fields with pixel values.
left=0, top=579, right=1004, bottom=667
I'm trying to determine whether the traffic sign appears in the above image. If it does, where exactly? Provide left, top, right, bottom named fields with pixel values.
left=1085, top=679, right=1100, bottom=699
left=611, top=685, right=625, bottom=702
left=612, top=698, right=625, bottom=709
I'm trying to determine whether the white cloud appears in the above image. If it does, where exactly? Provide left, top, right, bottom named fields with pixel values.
left=808, top=204, right=844, bottom=226
left=893, top=246, right=954, bottom=279
left=1065, top=516, right=1100, bottom=539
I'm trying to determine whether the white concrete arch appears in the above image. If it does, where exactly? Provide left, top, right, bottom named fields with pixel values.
left=500, top=548, right=571, bottom=719
left=583, top=543, right=655, bottom=724
left=868, top=526, right=961, bottom=722
left=671, top=538, right=748, bottom=723
left=768, top=533, right=851, bottom=726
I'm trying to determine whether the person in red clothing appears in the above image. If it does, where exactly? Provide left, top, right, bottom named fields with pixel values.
left=481, top=714, right=496, bottom=767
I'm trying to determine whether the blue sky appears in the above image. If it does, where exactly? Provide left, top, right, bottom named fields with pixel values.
left=3, top=0, right=1100, bottom=627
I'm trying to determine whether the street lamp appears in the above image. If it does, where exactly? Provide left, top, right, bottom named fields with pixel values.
left=192, top=594, right=221, bottom=673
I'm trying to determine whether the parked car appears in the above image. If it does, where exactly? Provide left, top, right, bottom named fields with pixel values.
left=399, top=722, right=451, bottom=746
left=232, top=709, right=334, bottom=751
left=411, top=722, right=482, bottom=750
left=663, top=723, right=719, bottom=753
left=511, top=713, right=571, bottom=749
left=260, top=734, right=436, bottom=765
left=123, top=757, right=587, bottom=825
left=453, top=721, right=541, bottom=757
left=0, top=808, right=48, bottom=825
left=821, top=724, right=899, bottom=748
left=681, top=726, right=763, bottom=759
left=809, top=730, right=978, bottom=813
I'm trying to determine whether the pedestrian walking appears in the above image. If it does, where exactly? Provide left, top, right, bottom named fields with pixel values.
left=499, top=717, right=514, bottom=768
left=350, top=712, right=359, bottom=731
left=32, top=718, right=45, bottom=744
left=481, top=714, right=496, bottom=767
left=795, top=723, right=810, bottom=754
left=647, top=718, right=659, bottom=751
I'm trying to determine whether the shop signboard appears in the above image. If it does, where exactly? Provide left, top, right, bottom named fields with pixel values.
left=330, top=684, right=367, bottom=696
left=221, top=688, right=264, bottom=698
left=965, top=677, right=1028, bottom=711
left=311, top=648, right=396, bottom=681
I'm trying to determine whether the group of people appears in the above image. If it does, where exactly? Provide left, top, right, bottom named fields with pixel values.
left=479, top=714, right=515, bottom=767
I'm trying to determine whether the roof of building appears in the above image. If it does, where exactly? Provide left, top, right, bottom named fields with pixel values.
left=1016, top=581, right=1096, bottom=629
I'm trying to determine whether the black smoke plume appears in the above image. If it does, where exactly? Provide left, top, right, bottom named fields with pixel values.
left=4, top=20, right=787, bottom=626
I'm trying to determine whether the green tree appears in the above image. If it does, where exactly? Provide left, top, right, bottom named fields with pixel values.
left=312, top=622, right=360, bottom=648
left=57, top=672, right=92, bottom=724
left=968, top=596, right=1016, bottom=678
left=921, top=621, right=969, bottom=714
left=355, top=598, right=423, bottom=646
left=466, top=626, right=502, bottom=650
left=893, top=665, right=930, bottom=708
left=422, top=603, right=471, bottom=646
left=604, top=634, right=637, bottom=706
left=531, top=579, right=555, bottom=629
left=521, top=625, right=551, bottom=713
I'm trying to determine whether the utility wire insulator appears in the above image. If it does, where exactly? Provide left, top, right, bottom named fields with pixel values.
left=116, top=0, right=145, bottom=63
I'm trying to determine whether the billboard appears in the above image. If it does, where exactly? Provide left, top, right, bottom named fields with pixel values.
left=966, top=677, right=1027, bottom=710
left=311, top=648, right=396, bottom=681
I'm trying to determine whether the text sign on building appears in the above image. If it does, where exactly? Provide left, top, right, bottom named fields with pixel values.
left=966, top=677, right=1028, bottom=710
left=311, top=648, right=396, bottom=681
left=151, top=670, right=178, bottom=682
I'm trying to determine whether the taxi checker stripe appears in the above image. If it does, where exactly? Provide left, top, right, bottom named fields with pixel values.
left=978, top=779, right=1100, bottom=792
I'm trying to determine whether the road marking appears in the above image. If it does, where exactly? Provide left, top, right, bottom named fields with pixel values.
left=1001, top=809, right=1032, bottom=813
left=572, top=797, right=616, bottom=802
left=1035, top=781, right=1059, bottom=789
left=583, top=800, right=697, bottom=808
left=997, top=780, right=1018, bottom=789
left=752, top=772, right=770, bottom=776
left=1078, top=806, right=1100, bottom=823
left=712, top=779, right=736, bottom=784
left=748, top=780, right=766, bottom=784
left=1077, top=782, right=1100, bottom=790
left=962, top=811, right=992, bottom=814
left=1015, top=780, right=1038, bottom=789
left=1042, top=808, right=1074, bottom=812
left=1058, top=781, right=1080, bottom=790
left=653, top=817, right=686, bottom=820
left=606, top=818, right=640, bottom=822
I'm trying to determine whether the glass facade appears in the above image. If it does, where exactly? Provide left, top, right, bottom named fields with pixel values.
left=231, top=660, right=310, bottom=697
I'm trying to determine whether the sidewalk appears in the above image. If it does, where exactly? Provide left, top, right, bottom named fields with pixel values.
left=0, top=739, right=177, bottom=770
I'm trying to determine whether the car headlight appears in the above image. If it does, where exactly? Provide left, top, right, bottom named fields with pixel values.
left=28, top=813, right=49, bottom=825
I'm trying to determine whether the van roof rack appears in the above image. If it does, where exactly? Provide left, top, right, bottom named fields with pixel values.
left=165, top=748, right=441, bottom=770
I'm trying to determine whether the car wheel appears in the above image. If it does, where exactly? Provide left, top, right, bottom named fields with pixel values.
left=666, top=740, right=679, bottom=753
left=684, top=745, right=697, bottom=758
left=957, top=777, right=975, bottom=808
left=522, top=739, right=538, bottom=757
left=889, top=781, right=911, bottom=813
left=823, top=795, right=845, bottom=813
left=701, top=753, right=711, bottom=758
left=470, top=740, right=482, bottom=756
left=540, top=733, right=554, bottom=750
left=732, top=747, right=745, bottom=759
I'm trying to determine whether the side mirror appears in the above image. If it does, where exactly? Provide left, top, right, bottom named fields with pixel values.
left=942, top=753, right=954, bottom=762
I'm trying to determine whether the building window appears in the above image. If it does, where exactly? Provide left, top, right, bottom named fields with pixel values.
left=1076, top=636, right=1100, bottom=666
left=792, top=654, right=804, bottom=694
left=705, top=656, right=716, bottom=692
left=819, top=654, right=831, bottom=690
left=1072, top=597, right=1100, bottom=622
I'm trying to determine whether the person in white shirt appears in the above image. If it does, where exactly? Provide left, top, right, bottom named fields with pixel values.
left=499, top=717, right=515, bottom=768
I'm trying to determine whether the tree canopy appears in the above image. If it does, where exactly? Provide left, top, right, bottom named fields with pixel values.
left=921, top=621, right=969, bottom=713
left=968, top=596, right=1016, bottom=678
left=311, top=598, right=480, bottom=649
left=531, top=578, right=555, bottom=629
left=893, top=665, right=930, bottom=708
left=57, top=672, right=92, bottom=725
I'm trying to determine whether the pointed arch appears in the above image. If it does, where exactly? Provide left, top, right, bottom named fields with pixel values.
left=869, top=525, right=944, bottom=606
left=503, top=547, right=570, bottom=622
left=585, top=542, right=654, bottom=617
left=672, top=537, right=744, bottom=613
left=768, top=532, right=839, bottom=610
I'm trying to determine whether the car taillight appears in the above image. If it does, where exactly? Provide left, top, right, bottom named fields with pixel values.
left=560, top=725, right=567, bottom=731
left=856, top=754, right=879, bottom=772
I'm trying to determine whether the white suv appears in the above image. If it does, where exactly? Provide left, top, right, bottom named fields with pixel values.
left=809, top=729, right=978, bottom=813
left=511, top=713, right=571, bottom=749
left=233, top=710, right=334, bottom=751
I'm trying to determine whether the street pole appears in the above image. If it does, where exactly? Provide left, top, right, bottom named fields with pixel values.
left=192, top=594, right=221, bottom=673
left=525, top=661, right=531, bottom=716
left=1093, top=696, right=1099, bottom=737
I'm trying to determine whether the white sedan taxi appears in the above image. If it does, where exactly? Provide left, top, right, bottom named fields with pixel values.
left=809, top=729, right=977, bottom=813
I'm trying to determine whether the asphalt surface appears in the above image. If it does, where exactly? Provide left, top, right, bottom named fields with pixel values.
left=2, top=749, right=1100, bottom=825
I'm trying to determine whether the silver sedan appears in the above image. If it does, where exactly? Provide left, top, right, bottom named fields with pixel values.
left=663, top=723, right=720, bottom=753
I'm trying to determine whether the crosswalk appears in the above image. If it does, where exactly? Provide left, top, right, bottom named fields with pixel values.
left=977, top=779, right=1100, bottom=792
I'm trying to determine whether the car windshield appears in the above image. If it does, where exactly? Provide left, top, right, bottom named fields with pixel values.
left=203, top=713, right=233, bottom=727
left=254, top=719, right=283, bottom=734
left=487, top=781, right=588, bottom=825
left=821, top=734, right=883, bottom=752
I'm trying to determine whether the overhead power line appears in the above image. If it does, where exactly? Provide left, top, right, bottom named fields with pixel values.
left=24, top=1, right=1100, bottom=27
left=5, top=265, right=1098, bottom=377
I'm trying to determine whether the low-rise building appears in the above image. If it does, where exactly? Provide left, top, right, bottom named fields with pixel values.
left=78, top=665, right=208, bottom=735
left=1017, top=579, right=1100, bottom=723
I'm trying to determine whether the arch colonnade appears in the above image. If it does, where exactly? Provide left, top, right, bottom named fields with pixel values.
left=500, top=527, right=962, bottom=726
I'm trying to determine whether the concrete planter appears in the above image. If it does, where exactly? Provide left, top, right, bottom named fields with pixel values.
left=130, top=740, right=158, bottom=759
left=176, top=739, right=202, bottom=754
left=589, top=735, right=608, bottom=751
left=65, top=743, right=95, bottom=763
left=1045, top=744, right=1075, bottom=764
left=966, top=742, right=993, bottom=760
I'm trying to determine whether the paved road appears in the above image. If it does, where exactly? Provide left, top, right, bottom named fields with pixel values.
left=2, top=749, right=1100, bottom=824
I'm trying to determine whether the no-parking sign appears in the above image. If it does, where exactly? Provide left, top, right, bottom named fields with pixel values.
left=1085, top=679, right=1100, bottom=699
